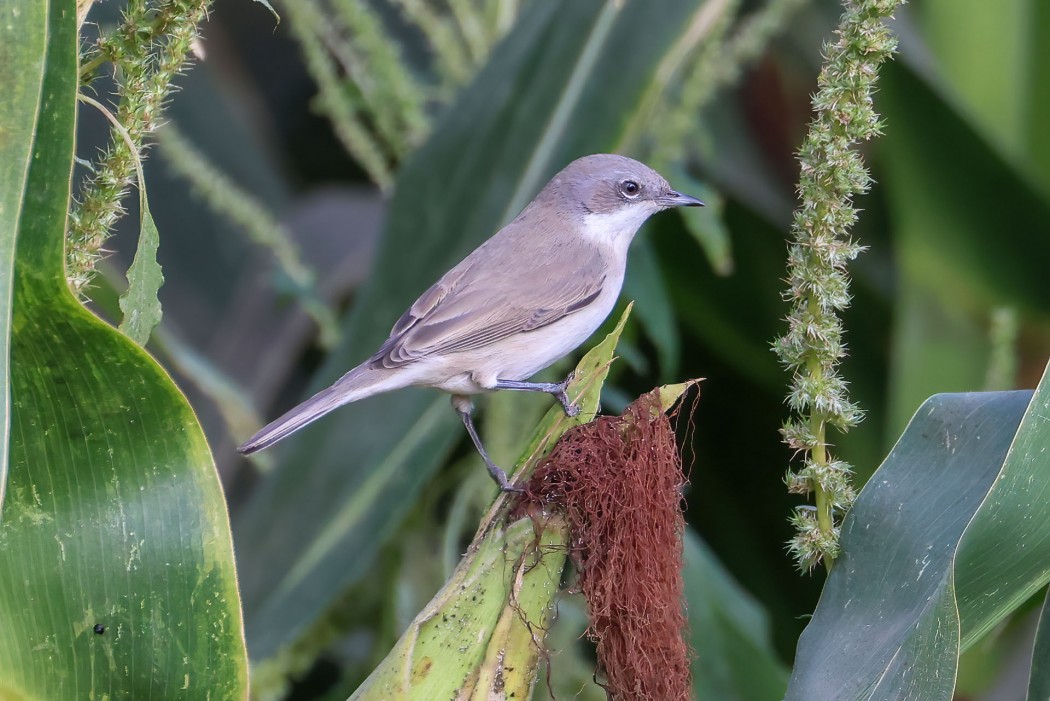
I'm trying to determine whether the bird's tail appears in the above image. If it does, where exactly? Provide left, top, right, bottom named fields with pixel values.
left=238, top=364, right=401, bottom=455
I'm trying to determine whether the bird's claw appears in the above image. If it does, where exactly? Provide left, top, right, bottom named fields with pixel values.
left=556, top=373, right=580, bottom=417
left=487, top=462, right=524, bottom=493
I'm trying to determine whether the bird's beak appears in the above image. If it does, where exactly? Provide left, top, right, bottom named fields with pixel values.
left=656, top=190, right=705, bottom=208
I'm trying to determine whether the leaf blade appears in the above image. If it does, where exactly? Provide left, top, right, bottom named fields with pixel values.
left=685, top=529, right=789, bottom=701
left=0, top=1, right=248, bottom=696
left=117, top=189, right=164, bottom=346
left=955, top=361, right=1050, bottom=647
left=784, top=391, right=1032, bottom=700
left=0, top=0, right=48, bottom=509
left=1027, top=588, right=1050, bottom=701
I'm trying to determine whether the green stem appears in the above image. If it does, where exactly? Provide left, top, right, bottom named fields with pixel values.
left=810, top=414, right=834, bottom=572
left=78, top=52, right=108, bottom=80
left=805, top=324, right=836, bottom=571
left=69, top=0, right=211, bottom=296
left=79, top=11, right=174, bottom=82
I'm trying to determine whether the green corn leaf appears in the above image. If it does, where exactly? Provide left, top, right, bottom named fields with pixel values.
left=0, top=1, right=247, bottom=697
left=786, top=359, right=1050, bottom=699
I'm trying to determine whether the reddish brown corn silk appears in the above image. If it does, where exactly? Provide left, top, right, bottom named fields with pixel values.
left=519, top=390, right=692, bottom=701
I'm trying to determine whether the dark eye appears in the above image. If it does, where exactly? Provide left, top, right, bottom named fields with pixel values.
left=619, top=180, right=641, bottom=198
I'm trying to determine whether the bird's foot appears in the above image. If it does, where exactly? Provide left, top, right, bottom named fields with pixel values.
left=555, top=373, right=580, bottom=417
left=487, top=462, right=524, bottom=493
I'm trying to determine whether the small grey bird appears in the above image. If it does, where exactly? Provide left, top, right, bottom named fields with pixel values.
left=239, top=154, right=702, bottom=489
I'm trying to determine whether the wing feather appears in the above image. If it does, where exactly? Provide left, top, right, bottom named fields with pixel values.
left=369, top=231, right=607, bottom=370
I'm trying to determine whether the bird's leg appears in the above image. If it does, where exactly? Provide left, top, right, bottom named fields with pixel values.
left=453, top=397, right=522, bottom=493
left=494, top=374, right=580, bottom=417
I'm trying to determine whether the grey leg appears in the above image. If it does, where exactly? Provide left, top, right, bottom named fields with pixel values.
left=494, top=374, right=580, bottom=417
left=456, top=403, right=521, bottom=493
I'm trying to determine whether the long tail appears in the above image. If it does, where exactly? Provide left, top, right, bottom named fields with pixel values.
left=238, top=364, right=402, bottom=455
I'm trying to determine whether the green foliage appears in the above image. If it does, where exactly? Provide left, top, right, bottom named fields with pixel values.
left=3, top=0, right=1049, bottom=698
left=233, top=2, right=724, bottom=685
left=878, top=58, right=1050, bottom=435
left=0, top=1, right=246, bottom=697
left=280, top=0, right=397, bottom=189
left=326, top=0, right=427, bottom=155
left=76, top=92, right=165, bottom=346
left=774, top=0, right=903, bottom=572
left=787, top=363, right=1050, bottom=698
left=70, top=0, right=211, bottom=296
left=117, top=185, right=163, bottom=345
left=956, top=374, right=1050, bottom=646
left=1029, top=594, right=1050, bottom=699
left=0, top=0, right=46, bottom=505
left=685, top=531, right=789, bottom=700
left=157, top=125, right=339, bottom=348
left=277, top=0, right=517, bottom=190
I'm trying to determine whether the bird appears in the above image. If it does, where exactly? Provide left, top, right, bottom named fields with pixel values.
left=238, top=154, right=703, bottom=490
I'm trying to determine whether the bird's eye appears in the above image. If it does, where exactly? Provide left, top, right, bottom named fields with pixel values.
left=619, top=180, right=641, bottom=198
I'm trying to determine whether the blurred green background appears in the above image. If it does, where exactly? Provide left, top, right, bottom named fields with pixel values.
left=75, top=0, right=1050, bottom=698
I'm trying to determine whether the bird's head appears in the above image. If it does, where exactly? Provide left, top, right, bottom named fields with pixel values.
left=545, top=154, right=703, bottom=252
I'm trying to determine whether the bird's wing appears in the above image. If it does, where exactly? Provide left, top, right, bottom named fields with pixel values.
left=369, top=236, right=607, bottom=369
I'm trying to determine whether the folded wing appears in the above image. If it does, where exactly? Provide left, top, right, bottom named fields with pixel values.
left=369, top=238, right=606, bottom=370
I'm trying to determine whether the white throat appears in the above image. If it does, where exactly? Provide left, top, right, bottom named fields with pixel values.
left=580, top=205, right=659, bottom=260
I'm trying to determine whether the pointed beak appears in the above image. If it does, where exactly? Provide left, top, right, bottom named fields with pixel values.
left=656, top=190, right=705, bottom=208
